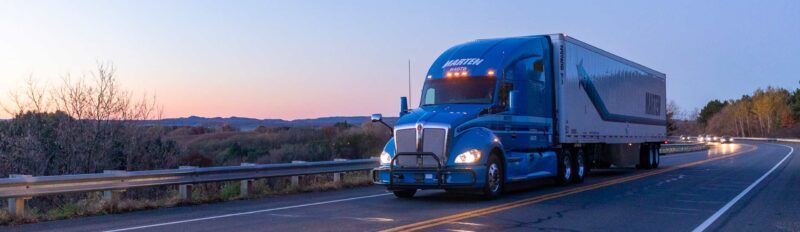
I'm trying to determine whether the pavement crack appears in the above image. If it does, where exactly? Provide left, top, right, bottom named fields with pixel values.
left=497, top=206, right=582, bottom=230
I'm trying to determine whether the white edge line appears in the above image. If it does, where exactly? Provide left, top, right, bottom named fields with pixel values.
left=692, top=144, right=794, bottom=232
left=104, top=193, right=393, bottom=232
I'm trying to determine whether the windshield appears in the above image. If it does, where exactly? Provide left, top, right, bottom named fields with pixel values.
left=420, top=76, right=496, bottom=106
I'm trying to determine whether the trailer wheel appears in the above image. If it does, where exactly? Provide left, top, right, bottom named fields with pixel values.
left=652, top=144, right=660, bottom=169
left=571, top=149, right=586, bottom=183
left=638, top=144, right=653, bottom=169
left=556, top=150, right=572, bottom=185
left=393, top=190, right=416, bottom=198
left=482, top=154, right=504, bottom=199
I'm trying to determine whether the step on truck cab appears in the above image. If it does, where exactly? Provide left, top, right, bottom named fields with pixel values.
left=371, top=34, right=667, bottom=198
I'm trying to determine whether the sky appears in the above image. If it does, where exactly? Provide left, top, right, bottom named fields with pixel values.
left=1, top=0, right=798, bottom=120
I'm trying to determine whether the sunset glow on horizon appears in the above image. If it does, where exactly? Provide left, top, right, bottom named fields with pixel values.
left=1, top=1, right=798, bottom=120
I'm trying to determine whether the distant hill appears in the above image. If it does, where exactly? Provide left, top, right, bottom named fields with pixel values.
left=143, top=116, right=398, bottom=131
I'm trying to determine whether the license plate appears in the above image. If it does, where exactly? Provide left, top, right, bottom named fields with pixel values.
left=414, top=173, right=424, bottom=183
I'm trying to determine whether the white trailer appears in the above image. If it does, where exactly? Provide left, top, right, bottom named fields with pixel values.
left=551, top=34, right=667, bottom=167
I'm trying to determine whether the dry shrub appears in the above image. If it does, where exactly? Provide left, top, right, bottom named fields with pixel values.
left=0, top=209, right=11, bottom=225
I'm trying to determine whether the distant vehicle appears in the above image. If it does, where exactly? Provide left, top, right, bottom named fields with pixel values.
left=705, top=135, right=714, bottom=143
left=679, top=135, right=687, bottom=141
left=720, top=136, right=733, bottom=143
left=698, top=135, right=706, bottom=143
left=371, top=34, right=666, bottom=199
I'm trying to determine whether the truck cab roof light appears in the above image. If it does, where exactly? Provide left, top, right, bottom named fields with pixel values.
left=487, top=69, right=495, bottom=76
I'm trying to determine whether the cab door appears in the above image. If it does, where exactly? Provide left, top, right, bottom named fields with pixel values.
left=501, top=56, right=555, bottom=178
left=506, top=57, right=553, bottom=149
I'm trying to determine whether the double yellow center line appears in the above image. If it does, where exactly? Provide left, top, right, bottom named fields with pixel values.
left=381, top=144, right=758, bottom=232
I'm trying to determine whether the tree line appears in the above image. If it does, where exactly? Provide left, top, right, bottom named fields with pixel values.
left=681, top=86, right=800, bottom=137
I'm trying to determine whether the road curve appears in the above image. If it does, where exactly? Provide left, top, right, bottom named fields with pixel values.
left=4, top=141, right=797, bottom=232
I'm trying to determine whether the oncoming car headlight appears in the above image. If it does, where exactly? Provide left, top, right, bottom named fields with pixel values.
left=380, top=151, right=392, bottom=165
left=455, top=149, right=482, bottom=163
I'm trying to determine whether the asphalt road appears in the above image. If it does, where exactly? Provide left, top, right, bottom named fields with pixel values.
left=4, top=141, right=797, bottom=232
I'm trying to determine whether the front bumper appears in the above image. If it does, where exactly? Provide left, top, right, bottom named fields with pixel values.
left=371, top=152, right=485, bottom=190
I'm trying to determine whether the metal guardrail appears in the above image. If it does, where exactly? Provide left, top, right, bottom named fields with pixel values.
left=660, top=143, right=709, bottom=154
left=734, top=137, right=800, bottom=143
left=1, top=158, right=379, bottom=216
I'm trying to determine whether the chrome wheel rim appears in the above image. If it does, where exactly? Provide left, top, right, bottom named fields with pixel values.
left=654, top=147, right=660, bottom=165
left=488, top=163, right=500, bottom=193
left=577, top=152, right=585, bottom=177
left=563, top=154, right=572, bottom=181
left=650, top=148, right=656, bottom=166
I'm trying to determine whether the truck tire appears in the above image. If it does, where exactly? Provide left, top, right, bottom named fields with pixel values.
left=555, top=150, right=572, bottom=185
left=571, top=149, right=586, bottom=183
left=482, top=154, right=504, bottom=199
left=652, top=144, right=660, bottom=168
left=638, top=144, right=653, bottom=169
left=393, top=190, right=416, bottom=198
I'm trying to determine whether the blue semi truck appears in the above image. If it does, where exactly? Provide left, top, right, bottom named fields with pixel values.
left=371, top=34, right=666, bottom=198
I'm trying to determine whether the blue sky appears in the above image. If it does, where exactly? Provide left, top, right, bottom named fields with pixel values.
left=1, top=0, right=798, bottom=119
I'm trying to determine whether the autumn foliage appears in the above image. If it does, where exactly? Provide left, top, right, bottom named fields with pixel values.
left=701, top=86, right=799, bottom=137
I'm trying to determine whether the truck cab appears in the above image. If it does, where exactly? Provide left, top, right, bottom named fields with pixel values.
left=372, top=36, right=561, bottom=198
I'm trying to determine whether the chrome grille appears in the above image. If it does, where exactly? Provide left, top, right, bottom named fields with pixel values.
left=393, top=126, right=448, bottom=166
left=422, top=128, right=446, bottom=161
left=395, top=128, right=416, bottom=154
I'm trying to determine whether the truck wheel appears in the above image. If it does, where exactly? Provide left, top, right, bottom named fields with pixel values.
left=483, top=154, right=504, bottom=199
left=652, top=144, right=660, bottom=168
left=556, top=150, right=572, bottom=185
left=571, top=149, right=586, bottom=183
left=393, top=190, right=416, bottom=198
left=638, top=144, right=653, bottom=169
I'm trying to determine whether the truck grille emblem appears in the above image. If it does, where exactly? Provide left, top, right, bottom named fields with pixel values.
left=416, top=124, right=423, bottom=152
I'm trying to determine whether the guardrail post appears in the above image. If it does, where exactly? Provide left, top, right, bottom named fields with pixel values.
left=6, top=174, right=32, bottom=216
left=102, top=170, right=127, bottom=203
left=239, top=163, right=256, bottom=197
left=178, top=166, right=198, bottom=200
left=7, top=197, right=30, bottom=217
left=333, top=159, right=348, bottom=185
left=103, top=190, right=125, bottom=202
left=290, top=161, right=306, bottom=189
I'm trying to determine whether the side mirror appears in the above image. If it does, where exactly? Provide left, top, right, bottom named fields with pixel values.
left=370, top=113, right=393, bottom=136
left=371, top=113, right=383, bottom=122
left=509, top=90, right=520, bottom=115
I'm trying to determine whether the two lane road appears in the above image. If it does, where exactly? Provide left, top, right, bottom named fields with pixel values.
left=6, top=141, right=797, bottom=232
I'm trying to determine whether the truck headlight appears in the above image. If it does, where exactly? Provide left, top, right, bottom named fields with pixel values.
left=380, top=151, right=392, bottom=165
left=455, top=149, right=481, bottom=163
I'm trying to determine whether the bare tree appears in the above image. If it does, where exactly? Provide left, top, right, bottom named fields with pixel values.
left=0, top=62, right=174, bottom=177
